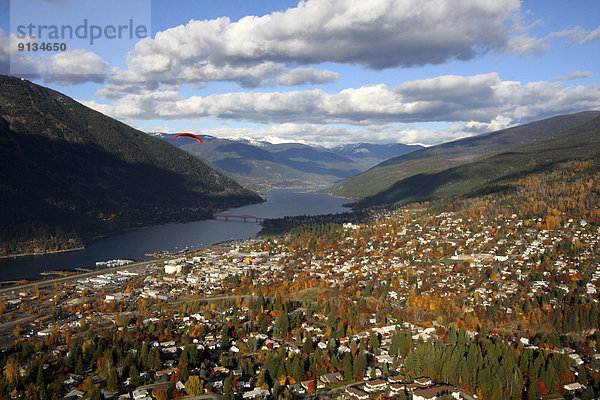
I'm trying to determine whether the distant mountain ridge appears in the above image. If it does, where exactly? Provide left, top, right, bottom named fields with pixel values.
left=327, top=111, right=600, bottom=199
left=356, top=114, right=600, bottom=208
left=329, top=142, right=422, bottom=160
left=153, top=133, right=423, bottom=190
left=0, top=75, right=261, bottom=253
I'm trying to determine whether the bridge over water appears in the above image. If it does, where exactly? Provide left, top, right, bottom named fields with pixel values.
left=214, top=213, right=264, bottom=223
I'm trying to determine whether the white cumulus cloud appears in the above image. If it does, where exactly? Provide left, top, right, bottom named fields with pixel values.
left=0, top=29, right=110, bottom=85
left=105, top=0, right=524, bottom=91
left=83, top=73, right=600, bottom=135
left=44, top=49, right=109, bottom=85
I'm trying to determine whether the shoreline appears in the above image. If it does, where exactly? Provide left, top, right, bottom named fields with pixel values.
left=0, top=246, right=85, bottom=260
left=0, top=195, right=264, bottom=262
left=0, top=188, right=348, bottom=281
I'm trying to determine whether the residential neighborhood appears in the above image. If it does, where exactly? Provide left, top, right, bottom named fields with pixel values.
left=0, top=160, right=598, bottom=400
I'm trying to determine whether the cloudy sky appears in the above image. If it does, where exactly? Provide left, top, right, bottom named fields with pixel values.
left=2, top=0, right=600, bottom=146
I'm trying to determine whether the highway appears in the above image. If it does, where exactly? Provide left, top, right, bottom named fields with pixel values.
left=0, top=258, right=164, bottom=296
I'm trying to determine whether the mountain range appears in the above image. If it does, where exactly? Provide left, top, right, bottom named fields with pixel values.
left=152, top=133, right=422, bottom=190
left=359, top=114, right=600, bottom=208
left=327, top=111, right=600, bottom=201
left=0, top=75, right=262, bottom=252
left=2, top=74, right=598, bottom=254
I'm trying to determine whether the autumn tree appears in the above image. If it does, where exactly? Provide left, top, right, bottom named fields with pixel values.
left=152, top=387, right=168, bottom=400
left=185, top=375, right=204, bottom=396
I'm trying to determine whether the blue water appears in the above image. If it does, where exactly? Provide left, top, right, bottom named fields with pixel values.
left=0, top=189, right=351, bottom=281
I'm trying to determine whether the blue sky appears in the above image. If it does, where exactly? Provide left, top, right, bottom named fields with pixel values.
left=1, top=0, right=599, bottom=146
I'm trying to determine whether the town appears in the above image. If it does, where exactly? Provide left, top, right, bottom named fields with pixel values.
left=0, top=160, right=599, bottom=400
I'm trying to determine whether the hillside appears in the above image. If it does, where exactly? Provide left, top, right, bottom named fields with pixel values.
left=0, top=76, right=262, bottom=255
left=327, top=111, right=600, bottom=198
left=358, top=115, right=600, bottom=208
left=154, top=134, right=422, bottom=190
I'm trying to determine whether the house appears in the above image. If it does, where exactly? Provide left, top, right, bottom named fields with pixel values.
left=288, top=383, right=306, bottom=394
left=564, top=382, right=586, bottom=392
left=390, top=383, right=406, bottom=394
left=155, top=368, right=177, bottom=379
left=412, top=385, right=461, bottom=400
left=320, top=372, right=343, bottom=384
left=165, top=264, right=183, bottom=274
left=161, top=346, right=178, bottom=354
left=364, top=379, right=387, bottom=392
left=237, top=379, right=252, bottom=389
left=301, top=379, right=317, bottom=393
left=242, top=388, right=271, bottom=399
left=569, top=353, right=584, bottom=366
left=365, top=367, right=382, bottom=378
left=345, top=387, right=370, bottom=400
left=214, top=366, right=230, bottom=375
left=376, top=354, right=394, bottom=364
left=63, top=375, right=81, bottom=386
left=64, top=389, right=85, bottom=399
left=414, top=377, right=433, bottom=387
left=132, top=388, right=150, bottom=400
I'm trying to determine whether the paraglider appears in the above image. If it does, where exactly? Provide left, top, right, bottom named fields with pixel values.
left=172, top=133, right=203, bottom=143
left=172, top=133, right=201, bottom=161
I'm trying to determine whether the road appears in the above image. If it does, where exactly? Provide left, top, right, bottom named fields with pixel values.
left=186, top=395, right=222, bottom=400
left=299, top=381, right=364, bottom=400
left=0, top=258, right=165, bottom=296
left=0, top=314, right=35, bottom=332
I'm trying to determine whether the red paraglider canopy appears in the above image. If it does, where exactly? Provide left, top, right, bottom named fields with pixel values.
left=172, top=133, right=203, bottom=143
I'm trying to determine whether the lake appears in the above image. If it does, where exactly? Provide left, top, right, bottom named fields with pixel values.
left=0, top=189, right=351, bottom=281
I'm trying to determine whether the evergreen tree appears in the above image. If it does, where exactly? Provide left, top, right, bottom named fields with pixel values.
left=581, top=386, right=595, bottom=400
left=129, top=365, right=140, bottom=387
left=369, top=332, right=380, bottom=355
left=272, top=380, right=282, bottom=399
left=181, top=364, right=190, bottom=382
left=107, top=367, right=119, bottom=392
left=353, top=352, right=367, bottom=379
left=292, top=356, right=304, bottom=382
left=150, top=347, right=161, bottom=370
left=382, top=363, right=389, bottom=377
left=75, top=356, right=85, bottom=375
left=528, top=378, right=537, bottom=400
left=390, top=329, right=401, bottom=357
left=276, top=312, right=290, bottom=336
left=223, top=375, right=234, bottom=400
left=140, top=342, right=149, bottom=369
left=221, top=325, right=230, bottom=345
left=103, top=348, right=114, bottom=376
left=343, top=353, right=353, bottom=380
left=578, top=364, right=587, bottom=385
left=187, top=344, right=198, bottom=366
left=35, top=364, right=45, bottom=389
left=370, top=367, right=377, bottom=380
left=179, top=348, right=189, bottom=367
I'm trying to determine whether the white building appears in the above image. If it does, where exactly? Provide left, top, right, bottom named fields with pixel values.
left=165, top=264, right=183, bottom=274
